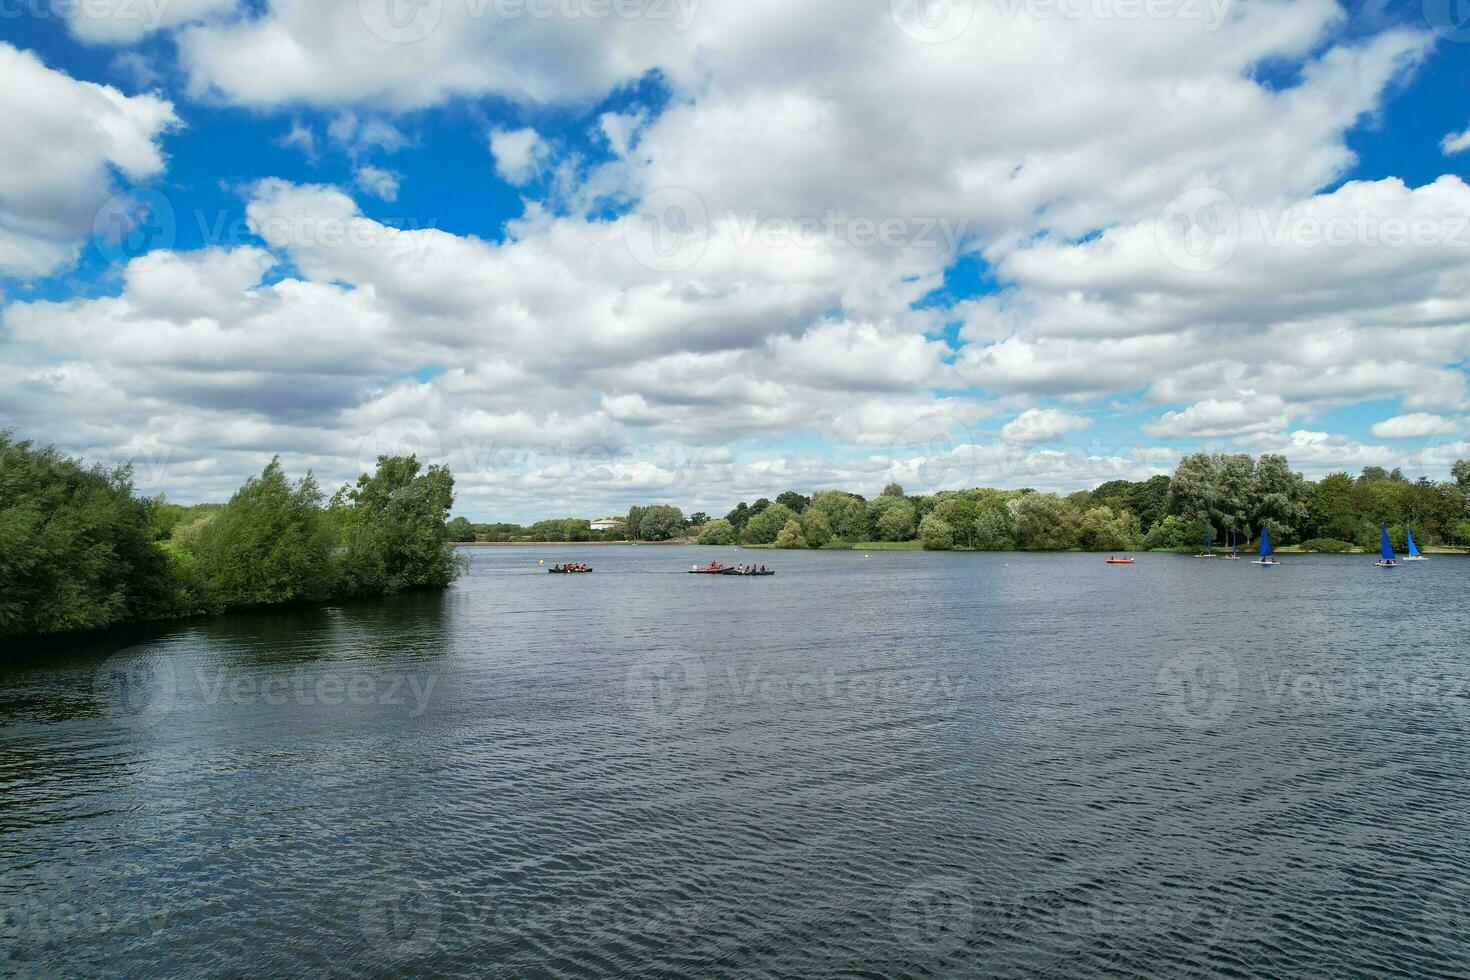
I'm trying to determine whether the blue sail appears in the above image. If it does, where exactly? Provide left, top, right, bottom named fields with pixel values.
left=1260, top=525, right=1272, bottom=557
left=1207, top=529, right=1213, bottom=552
left=1406, top=526, right=1421, bottom=557
left=1381, top=525, right=1395, bottom=561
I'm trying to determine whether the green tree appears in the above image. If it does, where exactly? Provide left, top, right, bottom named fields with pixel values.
left=972, top=500, right=1016, bottom=550
left=742, top=503, right=797, bottom=544
left=0, top=434, right=176, bottom=636
left=193, top=458, right=337, bottom=608
left=1013, top=493, right=1082, bottom=550
left=809, top=492, right=868, bottom=540
left=633, top=505, right=685, bottom=541
left=1079, top=506, right=1139, bottom=551
left=871, top=497, right=917, bottom=541
left=882, top=483, right=906, bottom=497
left=919, top=514, right=954, bottom=551
left=800, top=509, right=834, bottom=547
left=1249, top=454, right=1308, bottom=542
left=774, top=519, right=809, bottom=549
left=775, top=491, right=810, bottom=514
left=446, top=517, right=477, bottom=542
left=698, top=519, right=736, bottom=545
left=333, top=455, right=462, bottom=597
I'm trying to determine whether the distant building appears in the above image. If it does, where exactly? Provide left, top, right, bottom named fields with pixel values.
left=591, top=518, right=625, bottom=532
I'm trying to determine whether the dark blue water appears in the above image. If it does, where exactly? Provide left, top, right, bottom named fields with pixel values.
left=3, top=547, right=1469, bottom=977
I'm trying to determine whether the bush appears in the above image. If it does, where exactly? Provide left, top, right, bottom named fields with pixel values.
left=333, top=455, right=464, bottom=597
left=774, top=519, right=809, bottom=549
left=1300, top=537, right=1356, bottom=553
left=0, top=433, right=176, bottom=637
left=742, top=503, right=797, bottom=544
left=698, top=519, right=736, bottom=545
left=193, top=458, right=338, bottom=608
left=919, top=514, right=954, bottom=551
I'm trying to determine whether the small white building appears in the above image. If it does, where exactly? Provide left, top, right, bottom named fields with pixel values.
left=591, top=518, right=625, bottom=532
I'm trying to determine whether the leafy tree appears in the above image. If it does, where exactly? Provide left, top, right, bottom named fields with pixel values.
left=919, top=514, right=955, bottom=551
left=972, top=500, right=1016, bottom=550
left=725, top=502, right=752, bottom=532
left=875, top=500, right=917, bottom=541
left=1079, top=506, right=1139, bottom=551
left=774, top=519, right=809, bottom=549
left=688, top=512, right=710, bottom=526
left=882, top=483, right=906, bottom=497
left=1305, top=472, right=1357, bottom=541
left=634, top=505, right=685, bottom=541
left=0, top=434, right=176, bottom=636
left=1249, top=454, right=1308, bottom=542
left=1013, top=493, right=1081, bottom=550
left=809, top=491, right=868, bottom=540
left=446, top=517, right=477, bottom=542
left=742, top=503, right=797, bottom=544
left=775, top=491, right=810, bottom=514
left=333, top=455, right=462, bottom=597
left=193, top=458, right=337, bottom=608
left=800, top=509, right=834, bottom=547
left=698, top=519, right=736, bottom=545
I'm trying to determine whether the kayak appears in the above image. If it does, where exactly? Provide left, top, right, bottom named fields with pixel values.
left=722, top=570, right=776, bottom=576
left=548, top=568, right=593, bottom=574
left=1105, top=558, right=1135, bottom=565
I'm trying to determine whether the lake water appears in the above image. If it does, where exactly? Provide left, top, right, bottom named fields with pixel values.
left=3, top=546, right=1469, bottom=977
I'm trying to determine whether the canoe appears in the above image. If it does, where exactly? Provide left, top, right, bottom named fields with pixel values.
left=722, top=570, right=776, bottom=576
left=689, top=566, right=735, bottom=574
left=1105, top=558, right=1134, bottom=565
left=548, top=569, right=593, bottom=574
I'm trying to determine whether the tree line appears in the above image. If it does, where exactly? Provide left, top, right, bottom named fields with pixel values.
left=1, top=432, right=465, bottom=640
left=692, top=454, right=1470, bottom=552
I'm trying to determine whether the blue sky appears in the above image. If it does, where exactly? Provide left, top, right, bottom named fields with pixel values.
left=1, top=1, right=1468, bottom=521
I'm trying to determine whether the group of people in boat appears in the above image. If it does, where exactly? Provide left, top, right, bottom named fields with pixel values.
left=730, top=565, right=769, bottom=575
left=552, top=563, right=590, bottom=573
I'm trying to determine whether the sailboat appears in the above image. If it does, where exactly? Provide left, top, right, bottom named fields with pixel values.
left=1376, top=525, right=1400, bottom=568
left=1194, top=527, right=1217, bottom=558
left=1221, top=528, right=1240, bottom=560
left=1403, top=525, right=1428, bottom=561
left=1250, top=525, right=1280, bottom=565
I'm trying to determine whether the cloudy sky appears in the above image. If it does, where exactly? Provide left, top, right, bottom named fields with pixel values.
left=1, top=0, right=1468, bottom=521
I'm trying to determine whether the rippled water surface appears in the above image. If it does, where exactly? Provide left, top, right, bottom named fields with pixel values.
left=3, top=547, right=1470, bottom=977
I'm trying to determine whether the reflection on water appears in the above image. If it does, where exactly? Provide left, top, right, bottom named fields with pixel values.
left=2, top=548, right=1469, bottom=977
